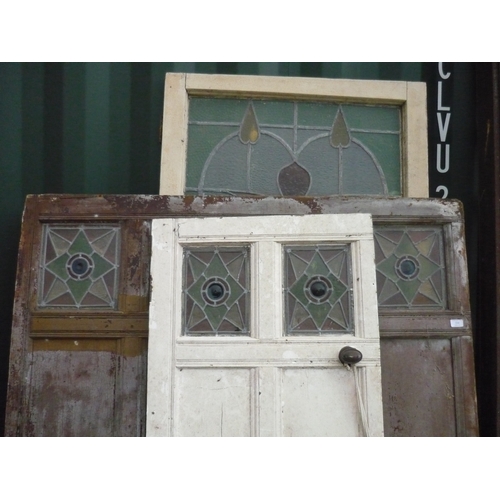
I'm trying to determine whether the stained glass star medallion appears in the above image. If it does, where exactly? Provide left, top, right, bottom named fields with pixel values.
left=374, top=226, right=446, bottom=309
left=183, top=247, right=250, bottom=335
left=38, top=225, right=120, bottom=309
left=284, top=245, right=353, bottom=335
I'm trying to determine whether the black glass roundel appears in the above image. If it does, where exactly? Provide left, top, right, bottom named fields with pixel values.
left=66, top=253, right=94, bottom=280
left=395, top=255, right=420, bottom=281
left=202, top=277, right=230, bottom=306
left=305, top=276, right=333, bottom=303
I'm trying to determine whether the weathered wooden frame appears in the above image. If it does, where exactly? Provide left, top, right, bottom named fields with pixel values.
left=6, top=195, right=477, bottom=436
left=159, top=73, right=429, bottom=197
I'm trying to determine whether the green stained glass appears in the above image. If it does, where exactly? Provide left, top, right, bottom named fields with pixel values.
left=45, top=278, right=68, bottom=302
left=205, top=253, right=228, bottom=277
left=417, top=255, right=441, bottom=282
left=298, top=102, right=339, bottom=128
left=377, top=254, right=399, bottom=281
left=51, top=228, right=79, bottom=243
left=49, top=233, right=72, bottom=256
left=225, top=303, right=244, bottom=330
left=394, top=233, right=419, bottom=258
left=91, top=253, right=114, bottom=279
left=67, top=279, right=92, bottom=303
left=225, top=254, right=245, bottom=280
left=290, top=302, right=309, bottom=329
left=376, top=233, right=398, bottom=258
left=46, top=254, right=71, bottom=280
left=289, top=274, right=309, bottom=303
left=183, top=246, right=250, bottom=336
left=285, top=245, right=352, bottom=335
left=378, top=278, right=399, bottom=305
left=305, top=254, right=331, bottom=276
left=188, top=303, right=206, bottom=329
left=68, top=231, right=93, bottom=255
left=89, top=279, right=110, bottom=302
left=289, top=253, right=309, bottom=278
left=415, top=235, right=434, bottom=256
left=205, top=304, right=228, bottom=330
left=398, top=277, right=422, bottom=303
left=309, top=302, right=335, bottom=329
left=38, top=224, right=120, bottom=309
left=90, top=231, right=116, bottom=254
left=329, top=302, right=348, bottom=329
left=374, top=226, right=447, bottom=309
left=187, top=278, right=205, bottom=308
left=418, top=280, right=441, bottom=303
left=188, top=254, right=207, bottom=281
left=186, top=97, right=401, bottom=197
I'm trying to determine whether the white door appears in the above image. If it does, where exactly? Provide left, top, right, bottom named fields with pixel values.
left=147, top=214, right=383, bottom=436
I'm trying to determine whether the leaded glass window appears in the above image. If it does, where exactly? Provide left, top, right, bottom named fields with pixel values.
left=374, top=226, right=446, bottom=309
left=186, top=98, right=401, bottom=197
left=284, top=245, right=353, bottom=335
left=183, top=246, right=250, bottom=335
left=38, top=224, right=120, bottom=308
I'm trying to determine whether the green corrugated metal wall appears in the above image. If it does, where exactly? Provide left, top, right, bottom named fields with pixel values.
left=0, top=62, right=428, bottom=434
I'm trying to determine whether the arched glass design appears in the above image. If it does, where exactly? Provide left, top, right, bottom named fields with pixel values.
left=186, top=98, right=401, bottom=196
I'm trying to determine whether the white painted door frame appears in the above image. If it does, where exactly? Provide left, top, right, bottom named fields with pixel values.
left=147, top=214, right=383, bottom=436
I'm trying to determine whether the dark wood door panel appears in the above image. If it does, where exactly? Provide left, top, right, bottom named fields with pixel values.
left=6, top=195, right=478, bottom=436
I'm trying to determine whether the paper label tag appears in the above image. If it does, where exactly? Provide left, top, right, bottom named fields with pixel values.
left=450, top=319, right=464, bottom=328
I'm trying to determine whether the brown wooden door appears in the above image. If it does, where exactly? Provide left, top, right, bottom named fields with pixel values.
left=5, top=195, right=478, bottom=436
left=6, top=202, right=150, bottom=436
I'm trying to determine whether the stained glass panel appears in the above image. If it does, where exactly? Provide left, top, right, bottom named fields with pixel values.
left=374, top=226, right=446, bottom=309
left=186, top=97, right=401, bottom=197
left=284, top=245, right=353, bottom=335
left=183, top=247, right=250, bottom=336
left=39, top=224, right=120, bottom=309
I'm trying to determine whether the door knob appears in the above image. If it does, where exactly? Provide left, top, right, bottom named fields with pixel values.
left=338, top=346, right=363, bottom=366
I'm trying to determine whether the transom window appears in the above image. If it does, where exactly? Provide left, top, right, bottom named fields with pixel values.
left=186, top=98, right=401, bottom=196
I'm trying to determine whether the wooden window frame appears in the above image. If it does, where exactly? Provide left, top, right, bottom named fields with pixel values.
left=159, top=73, right=429, bottom=197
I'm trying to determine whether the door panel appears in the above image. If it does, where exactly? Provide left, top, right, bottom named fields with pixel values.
left=6, top=195, right=477, bottom=437
left=281, top=367, right=359, bottom=437
left=176, top=368, right=254, bottom=437
left=147, top=214, right=383, bottom=437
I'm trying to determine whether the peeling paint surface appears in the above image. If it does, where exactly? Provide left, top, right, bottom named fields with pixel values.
left=5, top=195, right=477, bottom=437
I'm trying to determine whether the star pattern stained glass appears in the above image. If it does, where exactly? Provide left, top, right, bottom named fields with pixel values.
left=183, top=247, right=249, bottom=335
left=284, top=245, right=353, bottom=335
left=374, top=226, right=446, bottom=309
left=186, top=98, right=401, bottom=197
left=38, top=225, right=120, bottom=309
